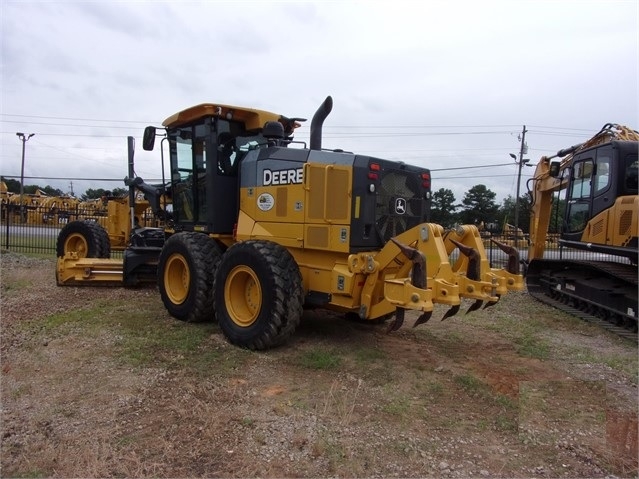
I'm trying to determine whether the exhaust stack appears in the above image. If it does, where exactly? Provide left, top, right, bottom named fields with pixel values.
left=309, top=96, right=333, bottom=150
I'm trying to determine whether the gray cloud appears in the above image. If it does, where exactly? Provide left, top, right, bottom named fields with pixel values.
left=1, top=0, right=637, bottom=203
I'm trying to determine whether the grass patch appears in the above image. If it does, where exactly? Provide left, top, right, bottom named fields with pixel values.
left=2, top=277, right=32, bottom=291
left=454, top=373, right=487, bottom=395
left=514, top=332, right=550, bottom=360
left=12, top=470, right=48, bottom=479
left=382, top=395, right=411, bottom=417
left=114, top=320, right=242, bottom=375
left=559, top=345, right=638, bottom=382
left=296, top=347, right=342, bottom=370
left=425, top=380, right=444, bottom=397
left=353, top=346, right=386, bottom=364
left=31, top=296, right=249, bottom=375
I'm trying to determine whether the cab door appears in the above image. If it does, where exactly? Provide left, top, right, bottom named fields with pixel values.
left=563, top=153, right=594, bottom=242
left=168, top=119, right=240, bottom=234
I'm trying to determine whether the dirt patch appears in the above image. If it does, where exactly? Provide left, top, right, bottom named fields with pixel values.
left=1, top=252, right=637, bottom=477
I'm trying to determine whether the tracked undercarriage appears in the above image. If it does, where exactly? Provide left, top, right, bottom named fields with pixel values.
left=526, top=259, right=638, bottom=341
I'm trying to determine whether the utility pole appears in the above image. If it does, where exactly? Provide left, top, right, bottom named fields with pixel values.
left=514, top=125, right=527, bottom=246
left=16, top=132, right=35, bottom=222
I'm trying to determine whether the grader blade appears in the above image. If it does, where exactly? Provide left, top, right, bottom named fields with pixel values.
left=441, top=304, right=460, bottom=321
left=466, top=299, right=484, bottom=314
left=387, top=308, right=406, bottom=333
left=413, top=311, right=433, bottom=328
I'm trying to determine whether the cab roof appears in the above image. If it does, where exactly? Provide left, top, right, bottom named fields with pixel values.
left=162, top=103, right=284, bottom=132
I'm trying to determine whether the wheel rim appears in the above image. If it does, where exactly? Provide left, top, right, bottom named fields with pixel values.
left=225, top=265, right=262, bottom=327
left=164, top=253, right=190, bottom=304
left=64, top=233, right=89, bottom=257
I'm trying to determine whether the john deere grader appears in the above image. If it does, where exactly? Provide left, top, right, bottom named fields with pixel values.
left=56, top=96, right=524, bottom=350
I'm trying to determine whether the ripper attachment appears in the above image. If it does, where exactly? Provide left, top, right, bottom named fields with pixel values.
left=386, top=238, right=433, bottom=332
left=490, top=239, right=521, bottom=275
left=448, top=238, right=494, bottom=314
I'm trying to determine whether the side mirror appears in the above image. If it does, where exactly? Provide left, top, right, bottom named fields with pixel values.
left=143, top=126, right=156, bottom=151
left=549, top=161, right=560, bottom=178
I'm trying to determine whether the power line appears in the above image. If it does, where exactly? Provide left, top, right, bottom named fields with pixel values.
left=435, top=173, right=534, bottom=180
left=0, top=131, right=132, bottom=138
left=1, top=113, right=153, bottom=124
left=1, top=120, right=145, bottom=129
left=1, top=175, right=131, bottom=182
left=430, top=162, right=514, bottom=171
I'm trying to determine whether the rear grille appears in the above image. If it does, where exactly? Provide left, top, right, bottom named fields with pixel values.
left=375, top=170, right=425, bottom=243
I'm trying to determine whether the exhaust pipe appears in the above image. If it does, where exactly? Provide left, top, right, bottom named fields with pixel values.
left=309, top=96, right=333, bottom=150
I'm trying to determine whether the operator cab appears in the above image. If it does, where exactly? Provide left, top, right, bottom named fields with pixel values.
left=562, top=140, right=638, bottom=244
left=143, top=103, right=303, bottom=234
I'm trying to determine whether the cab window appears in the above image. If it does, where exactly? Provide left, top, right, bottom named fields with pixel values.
left=569, top=159, right=593, bottom=200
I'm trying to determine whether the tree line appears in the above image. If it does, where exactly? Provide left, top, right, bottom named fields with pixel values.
left=1, top=178, right=127, bottom=202
left=430, top=184, right=565, bottom=234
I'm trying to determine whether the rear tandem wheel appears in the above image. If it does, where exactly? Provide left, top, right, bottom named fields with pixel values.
left=214, top=240, right=303, bottom=350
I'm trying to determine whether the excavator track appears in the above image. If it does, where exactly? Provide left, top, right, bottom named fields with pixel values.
left=526, top=259, right=638, bottom=342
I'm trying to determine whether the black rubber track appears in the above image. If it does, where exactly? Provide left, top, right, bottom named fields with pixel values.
left=56, top=220, right=111, bottom=258
left=214, top=240, right=303, bottom=350
left=157, top=232, right=222, bottom=323
left=526, top=259, right=638, bottom=342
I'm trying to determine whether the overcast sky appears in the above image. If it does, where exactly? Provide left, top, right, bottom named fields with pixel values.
left=1, top=0, right=638, bottom=204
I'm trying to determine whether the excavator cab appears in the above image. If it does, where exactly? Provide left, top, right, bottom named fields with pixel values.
left=560, top=140, right=638, bottom=257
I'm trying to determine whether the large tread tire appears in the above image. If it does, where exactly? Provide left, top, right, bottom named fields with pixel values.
left=157, top=232, right=222, bottom=323
left=56, top=220, right=110, bottom=258
left=93, top=222, right=111, bottom=258
left=214, top=240, right=303, bottom=350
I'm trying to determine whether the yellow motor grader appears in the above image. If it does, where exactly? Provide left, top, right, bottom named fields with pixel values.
left=56, top=96, right=523, bottom=349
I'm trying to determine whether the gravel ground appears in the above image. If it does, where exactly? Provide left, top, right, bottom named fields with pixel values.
left=1, top=251, right=637, bottom=478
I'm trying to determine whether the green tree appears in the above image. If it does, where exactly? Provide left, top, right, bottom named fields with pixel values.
left=1, top=177, right=21, bottom=193
left=81, top=188, right=108, bottom=201
left=111, top=187, right=128, bottom=197
left=430, top=188, right=458, bottom=227
left=23, top=184, right=40, bottom=194
left=82, top=187, right=128, bottom=200
left=458, top=184, right=499, bottom=225
left=498, top=194, right=532, bottom=233
left=42, top=185, right=64, bottom=196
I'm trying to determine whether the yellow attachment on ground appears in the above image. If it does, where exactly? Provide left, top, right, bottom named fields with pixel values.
left=350, top=223, right=461, bottom=321
left=444, top=225, right=525, bottom=293
left=56, top=253, right=124, bottom=285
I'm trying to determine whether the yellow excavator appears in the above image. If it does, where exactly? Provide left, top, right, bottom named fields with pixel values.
left=56, top=96, right=524, bottom=349
left=526, top=123, right=638, bottom=339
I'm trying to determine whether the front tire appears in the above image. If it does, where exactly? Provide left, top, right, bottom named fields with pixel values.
left=214, top=240, right=303, bottom=350
left=157, top=232, right=221, bottom=322
left=56, top=220, right=110, bottom=258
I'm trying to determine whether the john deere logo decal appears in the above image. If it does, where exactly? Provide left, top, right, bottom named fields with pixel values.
left=395, top=197, right=407, bottom=215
